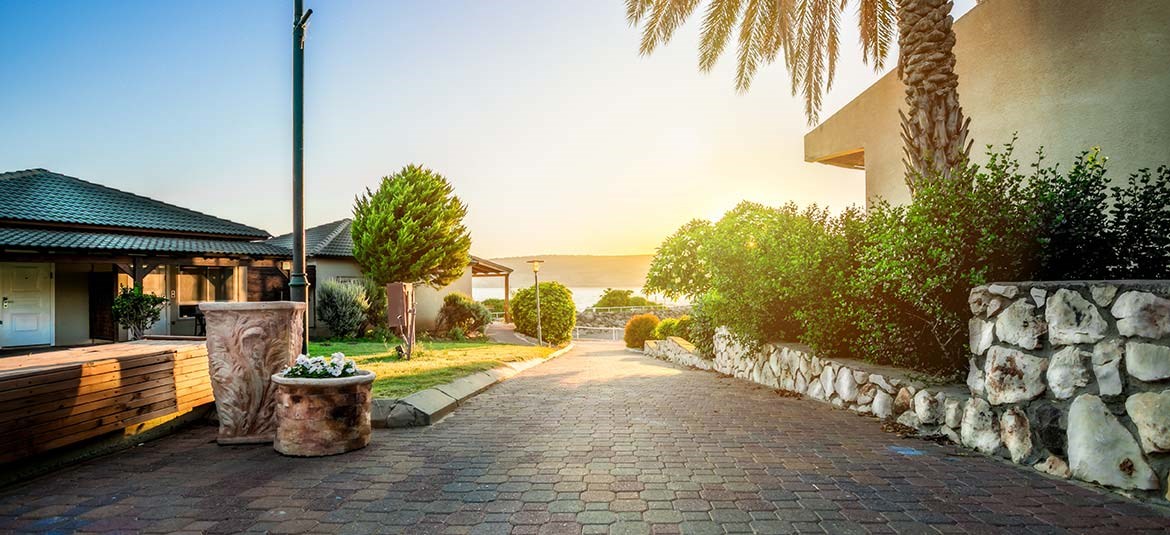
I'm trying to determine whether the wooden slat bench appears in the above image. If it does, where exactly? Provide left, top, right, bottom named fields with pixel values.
left=0, top=340, right=213, bottom=464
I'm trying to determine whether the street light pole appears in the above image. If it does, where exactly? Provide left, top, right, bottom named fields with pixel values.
left=527, top=260, right=544, bottom=347
left=289, top=0, right=313, bottom=354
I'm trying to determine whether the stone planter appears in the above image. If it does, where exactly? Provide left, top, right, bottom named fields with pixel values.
left=200, top=301, right=306, bottom=444
left=271, top=370, right=376, bottom=457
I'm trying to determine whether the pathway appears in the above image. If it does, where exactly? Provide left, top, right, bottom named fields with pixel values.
left=486, top=322, right=536, bottom=346
left=1, top=341, right=1167, bottom=534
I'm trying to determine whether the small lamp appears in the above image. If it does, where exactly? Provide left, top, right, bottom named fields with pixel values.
left=526, top=260, right=544, bottom=345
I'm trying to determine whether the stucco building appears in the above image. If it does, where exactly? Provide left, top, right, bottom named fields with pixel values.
left=268, top=219, right=510, bottom=336
left=804, top=0, right=1170, bottom=205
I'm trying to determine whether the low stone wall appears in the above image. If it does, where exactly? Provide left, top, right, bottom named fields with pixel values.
left=644, top=281, right=1170, bottom=503
left=966, top=281, right=1169, bottom=500
left=645, top=337, right=712, bottom=370
left=576, top=306, right=692, bottom=328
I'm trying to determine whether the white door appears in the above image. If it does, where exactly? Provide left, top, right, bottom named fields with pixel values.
left=0, top=263, right=53, bottom=348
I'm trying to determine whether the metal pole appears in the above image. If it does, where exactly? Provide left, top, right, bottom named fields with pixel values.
left=534, top=272, right=542, bottom=347
left=289, top=0, right=312, bottom=354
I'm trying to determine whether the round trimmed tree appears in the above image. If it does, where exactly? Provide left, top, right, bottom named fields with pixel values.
left=511, top=282, right=575, bottom=345
left=352, top=164, right=472, bottom=356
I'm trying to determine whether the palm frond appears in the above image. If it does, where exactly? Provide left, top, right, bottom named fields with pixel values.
left=856, top=0, right=895, bottom=70
left=625, top=0, right=654, bottom=23
left=635, top=0, right=702, bottom=56
left=734, top=0, right=764, bottom=91
left=698, top=0, right=744, bottom=71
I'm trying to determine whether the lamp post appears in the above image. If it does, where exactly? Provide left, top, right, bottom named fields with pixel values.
left=289, top=0, right=313, bottom=354
left=526, top=260, right=544, bottom=346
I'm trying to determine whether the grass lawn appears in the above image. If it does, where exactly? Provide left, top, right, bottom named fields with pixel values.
left=306, top=338, right=555, bottom=398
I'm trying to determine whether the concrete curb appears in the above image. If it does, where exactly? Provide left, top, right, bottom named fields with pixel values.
left=373, top=343, right=575, bottom=428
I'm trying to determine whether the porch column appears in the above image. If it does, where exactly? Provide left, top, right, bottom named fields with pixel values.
left=503, top=273, right=511, bottom=323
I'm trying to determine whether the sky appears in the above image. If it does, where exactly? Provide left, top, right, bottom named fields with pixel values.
left=0, top=1, right=974, bottom=257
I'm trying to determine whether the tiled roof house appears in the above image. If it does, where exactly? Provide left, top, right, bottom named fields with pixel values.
left=0, top=169, right=288, bottom=347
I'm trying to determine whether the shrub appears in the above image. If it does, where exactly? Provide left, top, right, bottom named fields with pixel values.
left=112, top=286, right=168, bottom=340
left=592, top=288, right=658, bottom=308
left=624, top=313, right=660, bottom=349
left=448, top=326, right=467, bottom=342
left=687, top=292, right=719, bottom=358
left=1109, top=165, right=1170, bottom=278
left=700, top=201, right=854, bottom=349
left=653, top=317, right=682, bottom=339
left=437, top=292, right=494, bottom=335
left=643, top=219, right=713, bottom=300
left=643, top=140, right=1170, bottom=374
left=512, top=282, right=576, bottom=345
left=361, top=278, right=388, bottom=333
left=317, top=280, right=368, bottom=339
left=481, top=298, right=509, bottom=315
left=674, top=315, right=694, bottom=342
left=855, top=147, right=1037, bottom=371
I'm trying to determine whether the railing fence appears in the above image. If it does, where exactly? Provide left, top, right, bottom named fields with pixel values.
left=571, top=326, right=624, bottom=341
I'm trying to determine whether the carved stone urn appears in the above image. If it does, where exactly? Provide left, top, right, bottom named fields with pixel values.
left=200, top=301, right=307, bottom=444
left=271, top=370, right=375, bottom=456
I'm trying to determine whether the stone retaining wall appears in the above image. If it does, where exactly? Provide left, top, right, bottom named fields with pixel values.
left=644, top=281, right=1170, bottom=503
left=576, top=306, right=692, bottom=329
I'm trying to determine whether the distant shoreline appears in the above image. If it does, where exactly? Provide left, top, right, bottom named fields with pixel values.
left=473, top=254, right=652, bottom=289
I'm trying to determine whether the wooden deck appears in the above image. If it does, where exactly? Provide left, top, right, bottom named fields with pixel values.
left=0, top=340, right=213, bottom=464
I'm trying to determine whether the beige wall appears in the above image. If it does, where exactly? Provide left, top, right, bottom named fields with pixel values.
left=804, top=0, right=1170, bottom=205
left=308, top=258, right=365, bottom=338
left=308, top=257, right=475, bottom=336
left=415, top=268, right=473, bottom=331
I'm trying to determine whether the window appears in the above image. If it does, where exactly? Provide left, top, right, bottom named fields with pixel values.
left=178, top=267, right=236, bottom=318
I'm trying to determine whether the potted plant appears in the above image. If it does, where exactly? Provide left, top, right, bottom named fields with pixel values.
left=111, top=286, right=167, bottom=340
left=271, top=353, right=375, bottom=456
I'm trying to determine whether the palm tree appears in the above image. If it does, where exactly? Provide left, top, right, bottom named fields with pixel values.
left=627, top=0, right=971, bottom=192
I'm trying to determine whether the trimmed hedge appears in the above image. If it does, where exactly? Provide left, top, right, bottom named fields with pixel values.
left=512, top=282, right=576, bottom=345
left=624, top=314, right=660, bottom=349
left=653, top=317, right=686, bottom=340
left=437, top=292, right=494, bottom=335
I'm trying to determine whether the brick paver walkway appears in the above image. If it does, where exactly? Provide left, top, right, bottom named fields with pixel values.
left=2, top=341, right=1167, bottom=534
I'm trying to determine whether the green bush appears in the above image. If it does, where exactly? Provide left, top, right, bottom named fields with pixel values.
left=643, top=219, right=713, bottom=300
left=111, top=286, right=168, bottom=340
left=855, top=147, right=1037, bottom=371
left=512, top=282, right=576, bottom=345
left=317, top=280, right=368, bottom=339
left=448, top=326, right=467, bottom=342
left=480, top=298, right=509, bottom=315
left=1108, top=165, right=1170, bottom=278
left=642, top=141, right=1170, bottom=373
left=592, top=288, right=658, bottom=308
left=437, top=292, right=494, bottom=335
left=624, top=313, right=660, bottom=349
left=653, top=317, right=685, bottom=339
left=674, top=315, right=694, bottom=341
left=361, top=279, right=387, bottom=333
left=687, top=292, right=719, bottom=358
left=699, top=201, right=857, bottom=350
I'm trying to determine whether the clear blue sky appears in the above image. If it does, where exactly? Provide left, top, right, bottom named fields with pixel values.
left=0, top=1, right=973, bottom=257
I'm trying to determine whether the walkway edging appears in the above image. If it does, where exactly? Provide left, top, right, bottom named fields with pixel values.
left=373, top=343, right=575, bottom=428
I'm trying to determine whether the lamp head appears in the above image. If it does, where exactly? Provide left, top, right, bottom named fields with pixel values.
left=526, top=259, right=544, bottom=273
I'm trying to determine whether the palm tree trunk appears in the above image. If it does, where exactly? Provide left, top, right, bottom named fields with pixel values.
left=896, top=0, right=972, bottom=193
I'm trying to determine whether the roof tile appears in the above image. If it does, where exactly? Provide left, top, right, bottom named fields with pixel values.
left=0, top=169, right=270, bottom=238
